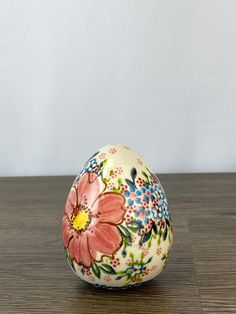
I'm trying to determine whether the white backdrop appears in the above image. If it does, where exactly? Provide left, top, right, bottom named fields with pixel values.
left=0, top=0, right=236, bottom=176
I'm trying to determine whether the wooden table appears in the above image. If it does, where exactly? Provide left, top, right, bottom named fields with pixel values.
left=0, top=174, right=235, bottom=313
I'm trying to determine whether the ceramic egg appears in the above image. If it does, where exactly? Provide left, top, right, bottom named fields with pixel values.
left=62, top=144, right=173, bottom=289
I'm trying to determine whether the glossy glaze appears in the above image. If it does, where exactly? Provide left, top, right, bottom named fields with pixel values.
left=62, top=145, right=173, bottom=288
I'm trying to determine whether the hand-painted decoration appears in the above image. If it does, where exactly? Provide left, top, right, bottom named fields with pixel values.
left=62, top=145, right=173, bottom=289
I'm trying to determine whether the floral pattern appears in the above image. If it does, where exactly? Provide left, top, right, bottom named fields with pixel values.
left=63, top=172, right=125, bottom=267
left=63, top=145, right=173, bottom=288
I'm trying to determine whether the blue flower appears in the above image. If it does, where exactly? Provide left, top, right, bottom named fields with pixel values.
left=152, top=208, right=163, bottom=219
left=134, top=207, right=151, bottom=224
left=150, top=187, right=154, bottom=193
left=143, top=195, right=150, bottom=203
left=135, top=197, right=141, bottom=204
left=80, top=157, right=99, bottom=175
left=124, top=191, right=130, bottom=197
left=141, top=187, right=146, bottom=193
left=128, top=199, right=134, bottom=206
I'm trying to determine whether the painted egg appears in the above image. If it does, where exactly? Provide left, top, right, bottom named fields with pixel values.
left=62, top=144, right=173, bottom=289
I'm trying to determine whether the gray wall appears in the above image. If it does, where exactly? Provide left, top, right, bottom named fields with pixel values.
left=1, top=0, right=236, bottom=176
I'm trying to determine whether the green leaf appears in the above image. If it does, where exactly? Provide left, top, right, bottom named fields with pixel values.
left=148, top=240, right=152, bottom=248
left=118, top=178, right=122, bottom=185
left=146, top=256, right=153, bottom=264
left=125, top=235, right=132, bottom=246
left=100, top=264, right=117, bottom=275
left=65, top=249, right=76, bottom=272
left=141, top=171, right=149, bottom=179
left=145, top=167, right=156, bottom=178
left=130, top=167, right=137, bottom=181
left=89, top=150, right=99, bottom=160
left=130, top=252, right=134, bottom=259
left=161, top=254, right=167, bottom=261
left=143, top=229, right=152, bottom=243
left=122, top=249, right=127, bottom=257
left=119, top=224, right=130, bottom=237
left=64, top=247, right=68, bottom=257
left=140, top=229, right=152, bottom=245
left=68, top=257, right=76, bottom=272
left=163, top=227, right=168, bottom=241
left=152, top=222, right=158, bottom=234
left=119, top=226, right=132, bottom=247
left=127, top=220, right=144, bottom=232
left=136, top=259, right=141, bottom=266
left=91, top=262, right=101, bottom=279
left=125, top=179, right=135, bottom=189
left=141, top=252, right=145, bottom=260
left=117, top=271, right=127, bottom=276
left=126, top=226, right=139, bottom=233
left=165, top=218, right=170, bottom=227
left=103, top=177, right=110, bottom=183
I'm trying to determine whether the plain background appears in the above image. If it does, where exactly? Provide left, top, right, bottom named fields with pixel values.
left=0, top=0, right=236, bottom=176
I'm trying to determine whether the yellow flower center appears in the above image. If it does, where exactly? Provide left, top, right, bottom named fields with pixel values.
left=72, top=210, right=90, bottom=230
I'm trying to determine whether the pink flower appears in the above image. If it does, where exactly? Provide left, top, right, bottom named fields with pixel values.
left=137, top=178, right=145, bottom=187
left=139, top=211, right=146, bottom=219
left=98, top=152, right=106, bottom=160
left=126, top=258, right=133, bottom=266
left=141, top=245, right=149, bottom=256
left=62, top=172, right=125, bottom=268
left=109, top=148, right=117, bottom=154
left=124, top=146, right=131, bottom=151
left=116, top=166, right=123, bottom=175
left=151, top=265, right=157, bottom=272
left=111, top=257, right=120, bottom=267
left=137, top=158, right=143, bottom=165
left=107, top=182, right=115, bottom=190
left=129, top=192, right=137, bottom=200
left=104, top=275, right=112, bottom=282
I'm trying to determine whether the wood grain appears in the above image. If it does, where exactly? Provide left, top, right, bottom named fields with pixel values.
left=0, top=174, right=235, bottom=313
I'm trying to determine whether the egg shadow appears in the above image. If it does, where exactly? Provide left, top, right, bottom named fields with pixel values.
left=66, top=277, right=171, bottom=314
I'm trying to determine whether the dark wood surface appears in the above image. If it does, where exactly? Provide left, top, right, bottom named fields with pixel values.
left=0, top=174, right=236, bottom=313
